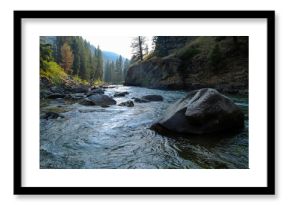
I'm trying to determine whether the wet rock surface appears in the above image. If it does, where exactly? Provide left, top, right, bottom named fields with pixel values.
left=151, top=88, right=244, bottom=136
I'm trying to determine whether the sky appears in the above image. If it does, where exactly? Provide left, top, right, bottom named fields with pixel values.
left=82, top=35, right=152, bottom=59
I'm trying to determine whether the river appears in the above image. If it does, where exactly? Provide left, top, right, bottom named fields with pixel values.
left=40, top=85, right=248, bottom=169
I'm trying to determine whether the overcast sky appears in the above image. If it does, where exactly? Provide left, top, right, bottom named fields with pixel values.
left=82, top=35, right=152, bottom=59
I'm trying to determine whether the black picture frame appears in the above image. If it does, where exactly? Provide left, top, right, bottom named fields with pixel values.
left=14, top=10, right=275, bottom=195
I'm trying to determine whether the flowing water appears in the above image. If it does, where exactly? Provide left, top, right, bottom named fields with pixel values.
left=40, top=86, right=248, bottom=169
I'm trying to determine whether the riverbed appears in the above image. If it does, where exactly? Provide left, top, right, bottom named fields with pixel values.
left=40, top=86, right=248, bottom=169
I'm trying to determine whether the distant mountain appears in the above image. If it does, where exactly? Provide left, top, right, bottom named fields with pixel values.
left=102, top=51, right=122, bottom=62
left=40, top=36, right=56, bottom=45
left=40, top=36, right=128, bottom=62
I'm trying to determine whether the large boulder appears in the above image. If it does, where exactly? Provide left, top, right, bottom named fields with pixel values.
left=80, top=94, right=116, bottom=107
left=151, top=88, right=244, bottom=135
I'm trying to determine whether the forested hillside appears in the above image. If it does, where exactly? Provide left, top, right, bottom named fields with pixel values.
left=40, top=36, right=129, bottom=85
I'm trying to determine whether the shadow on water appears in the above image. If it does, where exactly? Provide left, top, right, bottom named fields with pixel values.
left=40, top=86, right=248, bottom=169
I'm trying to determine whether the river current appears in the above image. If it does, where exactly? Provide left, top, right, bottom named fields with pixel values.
left=40, top=86, right=248, bottom=169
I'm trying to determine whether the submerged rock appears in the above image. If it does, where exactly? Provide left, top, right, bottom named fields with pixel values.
left=151, top=88, right=244, bottom=136
left=133, top=97, right=149, bottom=103
left=118, top=100, right=134, bottom=107
left=42, top=106, right=70, bottom=113
left=78, top=109, right=99, bottom=113
left=114, top=91, right=129, bottom=97
left=80, top=94, right=116, bottom=107
left=141, top=95, right=163, bottom=102
left=89, top=94, right=116, bottom=106
left=41, top=112, right=65, bottom=120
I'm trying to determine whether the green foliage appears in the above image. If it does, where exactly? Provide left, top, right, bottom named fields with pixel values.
left=40, top=61, right=67, bottom=85
left=72, top=75, right=89, bottom=85
left=178, top=47, right=200, bottom=61
left=41, top=36, right=130, bottom=84
left=153, top=36, right=168, bottom=57
left=42, top=36, right=104, bottom=82
left=93, top=79, right=104, bottom=86
left=40, top=43, right=54, bottom=69
left=89, top=46, right=103, bottom=85
left=209, top=44, right=223, bottom=72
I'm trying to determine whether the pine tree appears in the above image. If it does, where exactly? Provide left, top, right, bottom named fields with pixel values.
left=104, top=61, right=111, bottom=82
left=40, top=43, right=53, bottom=69
left=60, top=42, right=74, bottom=74
left=123, top=59, right=130, bottom=80
left=131, top=36, right=147, bottom=61
left=95, top=46, right=103, bottom=81
left=71, top=37, right=81, bottom=76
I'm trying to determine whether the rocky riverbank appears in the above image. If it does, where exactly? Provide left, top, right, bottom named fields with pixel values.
left=125, top=36, right=248, bottom=95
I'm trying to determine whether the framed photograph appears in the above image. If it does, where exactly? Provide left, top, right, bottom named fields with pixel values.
left=14, top=10, right=275, bottom=195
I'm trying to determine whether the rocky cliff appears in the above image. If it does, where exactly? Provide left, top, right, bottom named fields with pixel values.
left=125, top=36, right=248, bottom=95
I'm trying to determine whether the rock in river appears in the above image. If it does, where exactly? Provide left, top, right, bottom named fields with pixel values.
left=118, top=100, right=134, bottom=107
left=151, top=88, right=244, bottom=135
left=80, top=94, right=116, bottom=107
left=41, top=112, right=65, bottom=120
left=86, top=88, right=105, bottom=96
left=133, top=97, right=149, bottom=103
left=141, top=95, right=163, bottom=101
left=114, top=91, right=129, bottom=97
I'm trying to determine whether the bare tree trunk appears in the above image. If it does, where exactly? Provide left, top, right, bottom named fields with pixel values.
left=138, top=36, right=143, bottom=61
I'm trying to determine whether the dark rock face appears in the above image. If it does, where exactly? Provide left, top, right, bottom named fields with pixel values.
left=85, top=94, right=117, bottom=106
left=124, top=37, right=248, bottom=94
left=118, top=100, right=134, bottom=107
left=151, top=88, right=244, bottom=136
left=114, top=91, right=129, bottom=97
left=124, top=58, right=184, bottom=89
left=141, top=95, right=163, bottom=102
